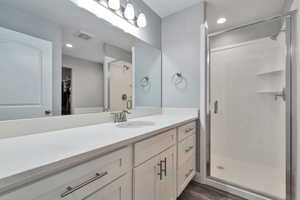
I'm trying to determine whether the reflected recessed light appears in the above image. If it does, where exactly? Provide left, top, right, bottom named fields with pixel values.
left=66, top=43, right=73, bottom=48
left=217, top=17, right=226, bottom=24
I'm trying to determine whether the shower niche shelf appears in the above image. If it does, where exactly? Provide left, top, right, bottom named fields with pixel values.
left=256, top=69, right=284, bottom=76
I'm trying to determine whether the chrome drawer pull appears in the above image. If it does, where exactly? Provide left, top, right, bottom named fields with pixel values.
left=185, top=146, right=194, bottom=153
left=61, top=171, right=108, bottom=198
left=157, top=161, right=163, bottom=180
left=161, top=157, right=167, bottom=177
left=185, top=127, right=194, bottom=133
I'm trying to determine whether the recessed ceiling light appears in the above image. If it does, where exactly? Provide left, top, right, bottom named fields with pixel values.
left=217, top=17, right=226, bottom=24
left=65, top=43, right=73, bottom=48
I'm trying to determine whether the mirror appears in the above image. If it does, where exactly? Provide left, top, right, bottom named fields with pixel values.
left=0, top=0, right=162, bottom=121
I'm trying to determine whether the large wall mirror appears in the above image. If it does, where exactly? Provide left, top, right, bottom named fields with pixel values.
left=0, top=0, right=162, bottom=121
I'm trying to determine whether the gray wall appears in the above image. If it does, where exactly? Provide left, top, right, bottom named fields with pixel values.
left=62, top=55, right=104, bottom=109
left=0, top=3, right=63, bottom=115
left=162, top=4, right=204, bottom=108
left=134, top=41, right=162, bottom=107
left=125, top=0, right=162, bottom=49
left=103, top=44, right=132, bottom=63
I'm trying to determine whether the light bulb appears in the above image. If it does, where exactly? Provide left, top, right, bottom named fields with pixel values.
left=137, top=13, right=147, bottom=27
left=65, top=43, right=73, bottom=48
left=108, top=0, right=120, bottom=10
left=124, top=3, right=135, bottom=20
left=217, top=17, right=226, bottom=24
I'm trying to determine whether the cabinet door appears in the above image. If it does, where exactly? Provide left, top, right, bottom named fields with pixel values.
left=157, top=146, right=176, bottom=200
left=82, top=174, right=131, bottom=200
left=134, top=155, right=160, bottom=200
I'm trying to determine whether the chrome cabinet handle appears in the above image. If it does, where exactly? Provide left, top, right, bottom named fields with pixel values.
left=61, top=171, right=108, bottom=198
left=185, top=127, right=194, bottom=133
left=157, top=161, right=163, bottom=180
left=214, top=100, right=218, bottom=114
left=185, top=146, right=194, bottom=153
left=161, top=157, right=167, bottom=177
left=45, top=110, right=52, bottom=115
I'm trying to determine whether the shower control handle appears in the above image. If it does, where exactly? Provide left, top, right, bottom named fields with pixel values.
left=213, top=100, right=218, bottom=114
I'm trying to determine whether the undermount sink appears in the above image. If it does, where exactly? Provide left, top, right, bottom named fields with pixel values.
left=116, top=121, right=155, bottom=128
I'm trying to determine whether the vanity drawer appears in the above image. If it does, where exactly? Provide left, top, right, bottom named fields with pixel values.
left=177, top=156, right=196, bottom=197
left=75, top=173, right=132, bottom=200
left=1, top=146, right=132, bottom=200
left=178, top=134, right=196, bottom=167
left=178, top=121, right=196, bottom=142
left=134, top=129, right=176, bottom=166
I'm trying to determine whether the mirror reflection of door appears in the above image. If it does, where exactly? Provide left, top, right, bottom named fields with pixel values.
left=62, top=67, right=72, bottom=115
left=0, top=26, right=52, bottom=121
left=108, top=60, right=133, bottom=111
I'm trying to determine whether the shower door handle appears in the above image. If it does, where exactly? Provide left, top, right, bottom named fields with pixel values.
left=45, top=110, right=52, bottom=116
left=275, top=88, right=286, bottom=101
left=213, top=100, right=218, bottom=114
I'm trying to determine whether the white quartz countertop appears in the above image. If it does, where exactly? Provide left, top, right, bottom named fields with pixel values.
left=0, top=113, right=197, bottom=193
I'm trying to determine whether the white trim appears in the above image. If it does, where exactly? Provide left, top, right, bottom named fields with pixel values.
left=211, top=37, right=271, bottom=53
left=205, top=178, right=272, bottom=200
left=103, top=56, right=110, bottom=110
left=132, top=46, right=136, bottom=108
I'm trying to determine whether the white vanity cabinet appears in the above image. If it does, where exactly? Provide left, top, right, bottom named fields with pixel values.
left=0, top=146, right=132, bottom=200
left=133, top=129, right=177, bottom=200
left=176, top=122, right=196, bottom=196
left=80, top=173, right=131, bottom=200
left=134, top=146, right=176, bottom=200
left=0, top=120, right=197, bottom=200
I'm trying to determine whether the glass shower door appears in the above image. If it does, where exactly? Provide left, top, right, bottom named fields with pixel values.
left=209, top=16, right=291, bottom=200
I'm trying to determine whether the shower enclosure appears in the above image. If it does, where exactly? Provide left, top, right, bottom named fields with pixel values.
left=200, top=12, right=295, bottom=200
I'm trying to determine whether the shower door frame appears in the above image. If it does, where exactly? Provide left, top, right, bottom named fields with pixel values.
left=199, top=11, right=296, bottom=200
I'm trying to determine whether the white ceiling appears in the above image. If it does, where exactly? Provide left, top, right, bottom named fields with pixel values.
left=143, top=0, right=288, bottom=32
left=0, top=0, right=290, bottom=56
left=206, top=0, right=287, bottom=32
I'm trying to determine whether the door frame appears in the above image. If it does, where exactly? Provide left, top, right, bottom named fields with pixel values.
left=103, top=57, right=134, bottom=111
left=197, top=11, right=297, bottom=200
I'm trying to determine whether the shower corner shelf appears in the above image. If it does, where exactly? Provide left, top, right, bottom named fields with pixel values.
left=256, top=69, right=284, bottom=76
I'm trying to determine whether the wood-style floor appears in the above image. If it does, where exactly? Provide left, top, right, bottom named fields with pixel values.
left=178, top=182, right=246, bottom=200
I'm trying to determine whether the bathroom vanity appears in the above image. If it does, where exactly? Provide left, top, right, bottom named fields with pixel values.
left=0, top=1, right=198, bottom=199
left=0, top=114, right=197, bottom=200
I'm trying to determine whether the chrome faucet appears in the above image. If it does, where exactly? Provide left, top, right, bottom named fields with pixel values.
left=112, top=110, right=131, bottom=123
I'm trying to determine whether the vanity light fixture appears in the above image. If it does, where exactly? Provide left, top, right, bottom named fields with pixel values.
left=217, top=17, right=226, bottom=24
left=124, top=3, right=135, bottom=20
left=69, top=0, right=147, bottom=37
left=108, top=0, right=120, bottom=10
left=137, top=13, right=147, bottom=27
left=65, top=43, right=73, bottom=48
